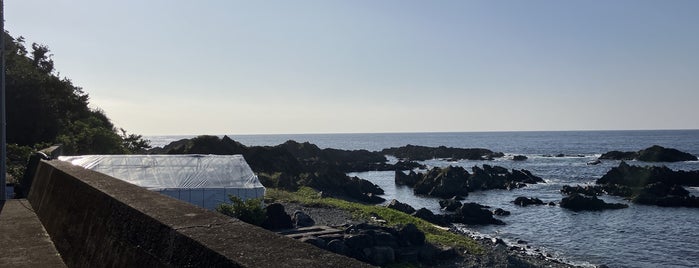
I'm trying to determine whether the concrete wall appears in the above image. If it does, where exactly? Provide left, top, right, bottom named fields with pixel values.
left=27, top=160, right=371, bottom=268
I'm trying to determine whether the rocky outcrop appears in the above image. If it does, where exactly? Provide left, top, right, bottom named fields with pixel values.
left=397, top=165, right=544, bottom=199
left=448, top=203, right=505, bottom=225
left=512, top=155, right=528, bottom=161
left=560, top=194, right=628, bottom=211
left=593, top=162, right=699, bottom=208
left=293, top=223, right=457, bottom=266
left=381, top=144, right=505, bottom=161
left=560, top=185, right=604, bottom=196
left=386, top=199, right=416, bottom=215
left=413, top=166, right=470, bottom=198
left=512, top=197, right=545, bottom=207
left=596, top=161, right=699, bottom=187
left=599, top=145, right=697, bottom=162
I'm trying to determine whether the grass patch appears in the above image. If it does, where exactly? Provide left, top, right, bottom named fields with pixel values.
left=266, top=187, right=483, bottom=254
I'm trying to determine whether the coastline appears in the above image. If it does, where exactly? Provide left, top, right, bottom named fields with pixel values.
left=280, top=201, right=582, bottom=268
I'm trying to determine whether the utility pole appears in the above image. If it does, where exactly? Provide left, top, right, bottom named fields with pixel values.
left=1, top=0, right=6, bottom=201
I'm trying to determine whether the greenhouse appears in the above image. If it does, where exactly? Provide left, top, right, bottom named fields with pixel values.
left=58, top=154, right=265, bottom=210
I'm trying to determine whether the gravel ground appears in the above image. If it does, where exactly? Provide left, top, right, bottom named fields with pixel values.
left=278, top=201, right=582, bottom=268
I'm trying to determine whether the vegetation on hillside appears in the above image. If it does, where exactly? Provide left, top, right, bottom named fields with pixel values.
left=3, top=32, right=150, bottom=182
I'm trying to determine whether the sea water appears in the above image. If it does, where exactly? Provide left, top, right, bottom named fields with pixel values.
left=148, top=130, right=699, bottom=268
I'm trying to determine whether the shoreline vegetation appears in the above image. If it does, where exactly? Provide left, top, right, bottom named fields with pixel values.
left=149, top=135, right=699, bottom=267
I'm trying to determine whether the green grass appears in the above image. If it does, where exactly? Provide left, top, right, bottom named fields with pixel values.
left=265, top=187, right=483, bottom=254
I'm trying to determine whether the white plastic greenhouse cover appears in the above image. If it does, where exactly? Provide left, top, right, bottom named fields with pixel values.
left=58, top=154, right=265, bottom=210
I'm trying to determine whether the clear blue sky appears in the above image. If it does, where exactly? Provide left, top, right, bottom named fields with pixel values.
left=6, top=1, right=699, bottom=135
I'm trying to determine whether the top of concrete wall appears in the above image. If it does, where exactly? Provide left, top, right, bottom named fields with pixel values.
left=28, top=160, right=373, bottom=268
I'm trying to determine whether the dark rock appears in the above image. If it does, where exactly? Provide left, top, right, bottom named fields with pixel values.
left=547, top=202, right=556, bottom=206
left=292, top=210, right=315, bottom=228
left=560, top=193, right=628, bottom=211
left=394, top=160, right=426, bottom=171
left=513, top=196, right=545, bottom=206
left=300, top=236, right=327, bottom=249
left=386, top=199, right=416, bottom=215
left=512, top=155, right=528, bottom=161
left=327, top=239, right=349, bottom=255
left=597, top=162, right=699, bottom=188
left=599, top=150, right=637, bottom=160
left=381, top=144, right=504, bottom=161
left=398, top=224, right=425, bottom=246
left=493, top=208, right=511, bottom=216
left=637, top=145, right=697, bottom=162
left=439, top=198, right=463, bottom=212
left=414, top=166, right=470, bottom=198
left=367, top=246, right=395, bottom=266
left=555, top=154, right=565, bottom=157
left=436, top=247, right=459, bottom=260
left=395, top=170, right=421, bottom=187
left=345, top=233, right=375, bottom=249
left=561, top=185, right=604, bottom=196
left=374, top=231, right=398, bottom=248
left=418, top=244, right=439, bottom=264
left=395, top=247, right=420, bottom=263
left=411, top=208, right=450, bottom=226
left=599, top=145, right=697, bottom=162
left=261, top=203, right=293, bottom=230
left=450, top=202, right=505, bottom=225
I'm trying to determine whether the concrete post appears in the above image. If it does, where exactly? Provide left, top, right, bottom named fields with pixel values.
left=0, top=0, right=6, bottom=200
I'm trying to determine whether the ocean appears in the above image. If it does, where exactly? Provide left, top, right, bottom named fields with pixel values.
left=147, top=130, right=699, bottom=268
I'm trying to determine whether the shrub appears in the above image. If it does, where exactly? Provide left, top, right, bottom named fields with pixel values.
left=216, top=195, right=267, bottom=226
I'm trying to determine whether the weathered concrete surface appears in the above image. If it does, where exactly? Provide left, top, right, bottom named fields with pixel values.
left=28, top=160, right=373, bottom=268
left=0, top=199, right=67, bottom=267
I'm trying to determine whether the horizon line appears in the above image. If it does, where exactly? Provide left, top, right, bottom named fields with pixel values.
left=141, top=128, right=699, bottom=137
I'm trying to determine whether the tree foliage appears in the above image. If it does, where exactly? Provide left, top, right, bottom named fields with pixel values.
left=3, top=31, right=150, bottom=155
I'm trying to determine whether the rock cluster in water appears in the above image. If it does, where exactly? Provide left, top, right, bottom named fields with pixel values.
left=387, top=199, right=505, bottom=226
left=396, top=165, right=545, bottom=199
left=561, top=161, right=699, bottom=209
left=599, top=145, right=697, bottom=162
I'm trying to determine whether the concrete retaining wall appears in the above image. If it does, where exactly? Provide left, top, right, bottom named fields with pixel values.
left=27, top=160, right=371, bottom=268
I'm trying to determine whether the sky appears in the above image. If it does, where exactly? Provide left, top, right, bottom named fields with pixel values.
left=5, top=0, right=699, bottom=135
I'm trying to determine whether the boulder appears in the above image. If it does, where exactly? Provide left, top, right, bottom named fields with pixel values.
left=414, top=166, right=470, bottom=198
left=493, top=208, right=511, bottom=216
left=261, top=203, right=293, bottom=230
left=450, top=202, right=505, bottom=225
left=292, top=210, right=315, bottom=228
left=512, top=196, right=545, bottom=207
left=560, top=185, right=604, bottom=196
left=560, top=193, right=628, bottom=211
left=512, top=155, right=528, bottom=161
left=367, top=246, right=395, bottom=266
left=411, top=208, right=450, bottom=226
left=398, top=224, right=425, bottom=246
left=386, top=199, right=416, bottom=214
left=327, top=239, right=349, bottom=255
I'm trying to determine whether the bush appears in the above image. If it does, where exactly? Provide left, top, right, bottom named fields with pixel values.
left=216, top=195, right=267, bottom=226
